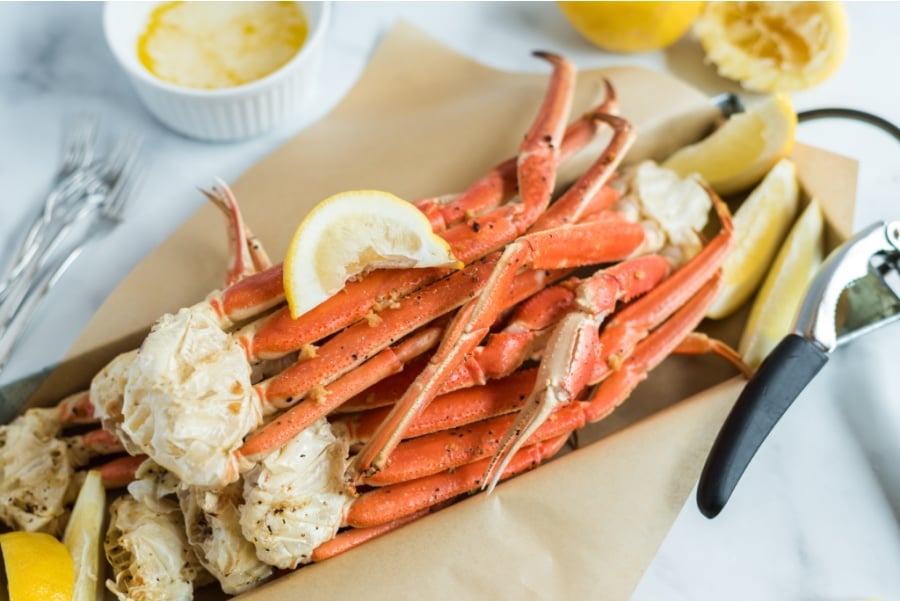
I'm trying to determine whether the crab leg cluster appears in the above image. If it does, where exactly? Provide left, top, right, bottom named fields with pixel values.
left=0, top=51, right=753, bottom=600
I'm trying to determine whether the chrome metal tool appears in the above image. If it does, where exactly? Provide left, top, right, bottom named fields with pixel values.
left=698, top=220, right=900, bottom=517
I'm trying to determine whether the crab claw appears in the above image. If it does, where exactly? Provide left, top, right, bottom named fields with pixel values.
left=482, top=311, right=596, bottom=492
left=482, top=254, right=670, bottom=491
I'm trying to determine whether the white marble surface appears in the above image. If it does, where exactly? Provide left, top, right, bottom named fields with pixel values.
left=2, top=2, right=900, bottom=599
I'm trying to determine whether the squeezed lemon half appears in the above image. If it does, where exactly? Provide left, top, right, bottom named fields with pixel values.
left=695, top=1, right=849, bottom=92
left=739, top=198, right=824, bottom=367
left=0, top=531, right=75, bottom=601
left=663, top=93, right=797, bottom=196
left=284, top=190, right=463, bottom=319
left=706, top=158, right=800, bottom=319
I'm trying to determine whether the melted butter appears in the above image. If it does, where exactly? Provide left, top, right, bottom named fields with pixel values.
left=138, top=2, right=308, bottom=90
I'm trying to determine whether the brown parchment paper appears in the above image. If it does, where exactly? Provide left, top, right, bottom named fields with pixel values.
left=19, top=22, right=858, bottom=601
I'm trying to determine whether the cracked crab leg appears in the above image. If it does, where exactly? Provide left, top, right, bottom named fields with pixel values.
left=215, top=109, right=622, bottom=340
left=309, top=435, right=566, bottom=558
left=674, top=332, right=753, bottom=378
left=350, top=114, right=638, bottom=480
left=351, top=218, right=647, bottom=479
left=202, top=179, right=272, bottom=285
left=414, top=79, right=618, bottom=231
left=240, top=264, right=567, bottom=462
left=583, top=274, right=725, bottom=422
left=238, top=326, right=446, bottom=462
left=482, top=191, right=735, bottom=490
left=361, top=401, right=585, bottom=487
left=436, top=278, right=581, bottom=393
left=311, top=509, right=430, bottom=562
left=345, top=435, right=567, bottom=529
left=590, top=186, right=735, bottom=382
left=235, top=52, right=579, bottom=361
left=65, top=428, right=127, bottom=465
left=339, top=368, right=539, bottom=443
left=95, top=454, right=147, bottom=488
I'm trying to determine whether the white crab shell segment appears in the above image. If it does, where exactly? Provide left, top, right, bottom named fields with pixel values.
left=105, top=494, right=209, bottom=601
left=180, top=482, right=273, bottom=594
left=0, top=408, right=71, bottom=533
left=127, top=460, right=182, bottom=515
left=127, top=459, right=273, bottom=594
left=615, top=161, right=712, bottom=267
left=240, top=418, right=354, bottom=569
left=122, top=302, right=262, bottom=488
left=91, top=349, right=142, bottom=455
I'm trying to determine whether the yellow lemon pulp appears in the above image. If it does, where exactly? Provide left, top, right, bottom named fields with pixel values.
left=0, top=531, right=75, bottom=601
left=558, top=1, right=704, bottom=53
left=739, top=198, right=824, bottom=368
left=63, top=471, right=106, bottom=601
left=706, top=158, right=799, bottom=319
left=138, top=1, right=308, bottom=90
left=695, top=1, right=849, bottom=92
left=663, top=93, right=797, bottom=195
left=284, top=191, right=463, bottom=319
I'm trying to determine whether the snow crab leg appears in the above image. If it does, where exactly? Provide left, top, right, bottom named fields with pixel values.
left=351, top=114, right=642, bottom=479
left=110, top=52, right=614, bottom=490
left=237, top=114, right=640, bottom=467
left=413, top=78, right=618, bottom=231
left=482, top=186, right=736, bottom=490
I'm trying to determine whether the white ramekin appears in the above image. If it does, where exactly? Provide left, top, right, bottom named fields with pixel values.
left=103, top=1, right=330, bottom=142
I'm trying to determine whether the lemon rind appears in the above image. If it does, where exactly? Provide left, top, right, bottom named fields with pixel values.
left=284, top=191, right=461, bottom=319
left=705, top=157, right=799, bottom=319
left=739, top=198, right=824, bottom=367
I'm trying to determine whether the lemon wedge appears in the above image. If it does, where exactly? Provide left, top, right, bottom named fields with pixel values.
left=695, top=1, right=849, bottom=92
left=739, top=198, right=824, bottom=367
left=63, top=471, right=106, bottom=601
left=706, top=158, right=799, bottom=319
left=663, top=93, right=797, bottom=195
left=0, top=531, right=75, bottom=601
left=284, top=190, right=463, bottom=318
left=557, top=1, right=704, bottom=53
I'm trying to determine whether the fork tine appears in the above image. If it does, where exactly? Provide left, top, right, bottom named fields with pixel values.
left=103, top=149, right=144, bottom=221
left=102, top=131, right=139, bottom=179
left=114, top=133, right=142, bottom=179
left=59, top=122, right=81, bottom=172
left=112, top=167, right=145, bottom=221
left=63, top=113, right=99, bottom=173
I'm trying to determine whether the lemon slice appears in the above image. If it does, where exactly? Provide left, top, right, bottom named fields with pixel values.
left=557, top=1, right=704, bottom=53
left=284, top=190, right=463, bottom=318
left=739, top=198, right=824, bottom=367
left=63, top=471, right=106, bottom=601
left=0, top=531, right=75, bottom=601
left=706, top=158, right=799, bottom=319
left=663, top=93, right=796, bottom=195
left=695, top=1, right=849, bottom=92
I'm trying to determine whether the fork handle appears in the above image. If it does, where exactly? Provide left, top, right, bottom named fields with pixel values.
left=0, top=211, right=50, bottom=301
left=0, top=172, right=92, bottom=301
left=0, top=217, right=77, bottom=326
left=0, top=245, right=85, bottom=375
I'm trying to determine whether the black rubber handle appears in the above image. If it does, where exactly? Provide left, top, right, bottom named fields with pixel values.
left=697, top=334, right=829, bottom=518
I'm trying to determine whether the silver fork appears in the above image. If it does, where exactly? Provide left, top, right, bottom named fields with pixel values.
left=1, top=113, right=99, bottom=286
left=0, top=134, right=143, bottom=325
left=0, top=151, right=145, bottom=375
